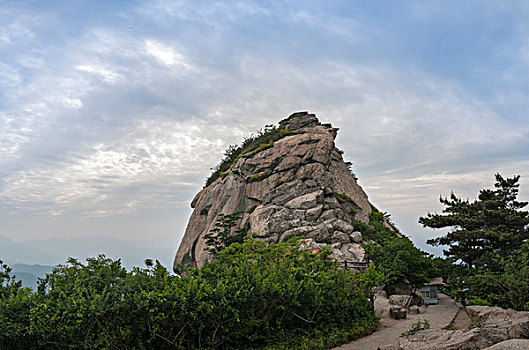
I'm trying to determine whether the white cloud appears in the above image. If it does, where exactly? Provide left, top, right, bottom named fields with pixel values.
left=1, top=117, right=225, bottom=217
left=144, top=40, right=191, bottom=69
left=1, top=0, right=529, bottom=253
left=76, top=65, right=122, bottom=83
left=139, top=0, right=271, bottom=23
left=0, top=12, right=37, bottom=46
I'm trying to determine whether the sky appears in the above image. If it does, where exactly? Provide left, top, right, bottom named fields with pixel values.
left=1, top=0, right=528, bottom=268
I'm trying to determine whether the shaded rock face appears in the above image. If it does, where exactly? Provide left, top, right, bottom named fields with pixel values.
left=174, top=112, right=373, bottom=270
left=391, top=306, right=529, bottom=350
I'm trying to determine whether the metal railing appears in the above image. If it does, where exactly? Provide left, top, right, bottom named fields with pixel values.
left=338, top=260, right=369, bottom=271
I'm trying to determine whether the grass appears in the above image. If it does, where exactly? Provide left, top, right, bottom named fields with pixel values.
left=205, top=125, right=296, bottom=187
left=274, top=179, right=285, bottom=187
left=333, top=192, right=356, bottom=205
left=248, top=172, right=271, bottom=183
left=467, top=322, right=480, bottom=330
left=401, top=319, right=430, bottom=337
left=242, top=140, right=275, bottom=159
left=442, top=324, right=458, bottom=330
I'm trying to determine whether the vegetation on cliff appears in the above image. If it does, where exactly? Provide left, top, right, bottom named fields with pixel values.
left=359, top=207, right=433, bottom=292
left=0, top=238, right=380, bottom=349
left=205, top=124, right=296, bottom=187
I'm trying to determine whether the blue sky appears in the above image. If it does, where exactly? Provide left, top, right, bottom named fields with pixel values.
left=1, top=0, right=528, bottom=267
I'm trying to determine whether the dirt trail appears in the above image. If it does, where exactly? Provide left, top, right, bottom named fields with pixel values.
left=334, top=294, right=459, bottom=350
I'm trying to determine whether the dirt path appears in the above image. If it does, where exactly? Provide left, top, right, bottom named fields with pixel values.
left=334, top=294, right=459, bottom=350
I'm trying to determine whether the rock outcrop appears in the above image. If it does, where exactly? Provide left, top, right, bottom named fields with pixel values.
left=389, top=306, right=529, bottom=350
left=174, top=112, right=390, bottom=270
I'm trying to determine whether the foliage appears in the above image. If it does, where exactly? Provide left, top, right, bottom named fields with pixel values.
left=401, top=319, right=430, bottom=337
left=0, top=239, right=379, bottom=349
left=204, top=212, right=247, bottom=255
left=467, top=322, right=480, bottom=330
left=332, top=192, right=358, bottom=206
left=364, top=239, right=431, bottom=290
left=420, top=173, right=529, bottom=310
left=344, top=161, right=358, bottom=181
left=355, top=207, right=400, bottom=246
left=242, top=140, right=275, bottom=159
left=431, top=257, right=470, bottom=295
left=274, top=179, right=285, bottom=188
left=420, top=173, right=529, bottom=270
left=354, top=206, right=432, bottom=292
left=468, top=298, right=492, bottom=306
left=442, top=324, right=458, bottom=330
left=248, top=171, right=271, bottom=183
left=468, top=242, right=529, bottom=310
left=0, top=260, right=35, bottom=348
left=205, top=124, right=296, bottom=187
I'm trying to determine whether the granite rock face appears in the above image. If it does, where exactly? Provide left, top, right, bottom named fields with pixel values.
left=174, top=112, right=377, bottom=270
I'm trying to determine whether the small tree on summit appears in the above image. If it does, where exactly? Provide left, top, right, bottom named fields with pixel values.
left=204, top=212, right=247, bottom=255
left=419, top=173, right=529, bottom=270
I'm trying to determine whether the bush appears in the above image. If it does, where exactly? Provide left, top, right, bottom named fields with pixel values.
left=468, top=243, right=529, bottom=310
left=0, top=239, right=379, bottom=349
left=468, top=298, right=492, bottom=306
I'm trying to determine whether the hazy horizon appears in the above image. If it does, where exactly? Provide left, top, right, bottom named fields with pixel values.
left=2, top=1, right=529, bottom=266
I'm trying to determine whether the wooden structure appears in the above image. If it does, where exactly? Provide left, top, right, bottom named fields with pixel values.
left=419, top=277, right=444, bottom=305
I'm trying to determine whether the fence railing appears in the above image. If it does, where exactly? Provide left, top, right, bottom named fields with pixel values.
left=338, top=260, right=369, bottom=271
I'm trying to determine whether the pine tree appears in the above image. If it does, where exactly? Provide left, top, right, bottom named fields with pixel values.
left=419, top=173, right=529, bottom=270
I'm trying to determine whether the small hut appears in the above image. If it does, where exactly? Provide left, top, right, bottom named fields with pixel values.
left=419, top=277, right=443, bottom=305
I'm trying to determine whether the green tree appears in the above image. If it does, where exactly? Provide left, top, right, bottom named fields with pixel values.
left=419, top=173, right=529, bottom=270
left=0, top=260, right=35, bottom=348
left=469, top=242, right=529, bottom=311
left=204, top=212, right=247, bottom=255
left=364, top=239, right=431, bottom=292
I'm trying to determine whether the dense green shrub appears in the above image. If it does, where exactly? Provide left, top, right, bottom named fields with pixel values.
left=364, top=239, right=431, bottom=291
left=355, top=207, right=433, bottom=291
left=468, top=242, right=529, bottom=311
left=354, top=207, right=400, bottom=246
left=0, top=239, right=379, bottom=349
left=0, top=260, right=36, bottom=348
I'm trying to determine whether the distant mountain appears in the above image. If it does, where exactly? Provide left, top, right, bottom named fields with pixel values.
left=0, top=236, right=61, bottom=266
left=11, top=263, right=54, bottom=277
left=0, top=235, right=175, bottom=271
left=10, top=263, right=54, bottom=290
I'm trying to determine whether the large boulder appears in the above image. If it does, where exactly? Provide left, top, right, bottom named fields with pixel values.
left=174, top=112, right=391, bottom=270
left=483, top=339, right=529, bottom=349
left=392, top=306, right=529, bottom=350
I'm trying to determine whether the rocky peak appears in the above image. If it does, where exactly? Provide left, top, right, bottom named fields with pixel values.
left=174, top=112, right=383, bottom=270
left=280, top=111, right=320, bottom=131
left=280, top=111, right=339, bottom=138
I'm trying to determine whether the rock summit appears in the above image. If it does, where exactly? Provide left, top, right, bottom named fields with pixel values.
left=174, top=112, right=395, bottom=270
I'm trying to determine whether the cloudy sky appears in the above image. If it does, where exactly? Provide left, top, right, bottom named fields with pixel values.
left=1, top=0, right=528, bottom=267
